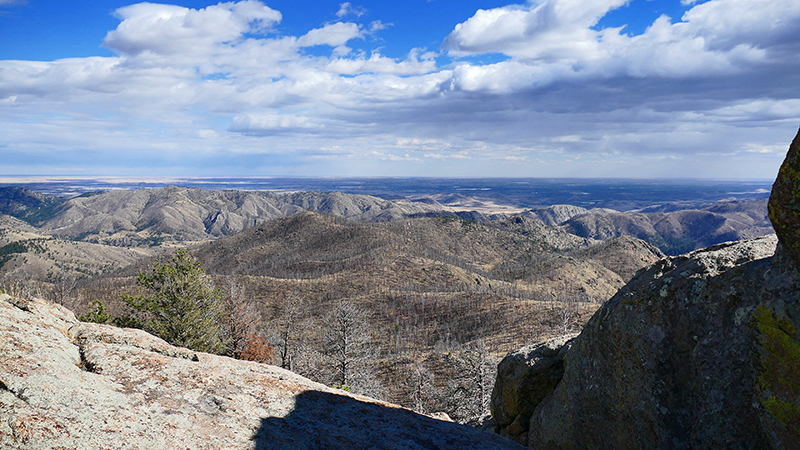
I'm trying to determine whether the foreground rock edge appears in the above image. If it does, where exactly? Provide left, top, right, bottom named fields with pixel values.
left=491, top=233, right=800, bottom=449
left=0, top=294, right=524, bottom=450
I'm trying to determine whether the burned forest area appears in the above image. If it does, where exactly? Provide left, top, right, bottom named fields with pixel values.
left=0, top=185, right=770, bottom=424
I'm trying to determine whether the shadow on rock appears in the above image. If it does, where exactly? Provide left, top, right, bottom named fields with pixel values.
left=253, top=390, right=525, bottom=450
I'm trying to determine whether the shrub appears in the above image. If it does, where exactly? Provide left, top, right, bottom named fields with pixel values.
left=80, top=300, right=111, bottom=324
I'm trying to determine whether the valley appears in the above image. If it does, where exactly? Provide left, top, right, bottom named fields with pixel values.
left=0, top=182, right=773, bottom=423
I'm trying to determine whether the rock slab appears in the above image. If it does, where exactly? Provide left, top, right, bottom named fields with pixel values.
left=0, top=294, right=524, bottom=450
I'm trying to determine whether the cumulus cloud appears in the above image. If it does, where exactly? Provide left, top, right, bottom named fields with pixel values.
left=297, top=22, right=362, bottom=47
left=336, top=2, right=367, bottom=19
left=1, top=0, right=799, bottom=177
left=442, top=0, right=800, bottom=86
left=104, top=1, right=281, bottom=56
left=443, top=0, right=629, bottom=61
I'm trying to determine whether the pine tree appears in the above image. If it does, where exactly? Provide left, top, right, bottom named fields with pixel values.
left=119, top=249, right=227, bottom=354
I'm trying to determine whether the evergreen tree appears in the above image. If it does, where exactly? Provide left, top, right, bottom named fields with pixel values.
left=120, top=249, right=227, bottom=354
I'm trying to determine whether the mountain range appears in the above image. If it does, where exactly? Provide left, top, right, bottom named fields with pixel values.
left=0, top=183, right=775, bottom=422
left=0, top=185, right=771, bottom=255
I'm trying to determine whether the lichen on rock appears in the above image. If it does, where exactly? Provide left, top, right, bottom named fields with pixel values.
left=769, top=126, right=800, bottom=268
left=754, top=305, right=800, bottom=441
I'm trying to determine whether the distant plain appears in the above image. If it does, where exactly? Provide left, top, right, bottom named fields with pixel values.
left=0, top=177, right=772, bottom=212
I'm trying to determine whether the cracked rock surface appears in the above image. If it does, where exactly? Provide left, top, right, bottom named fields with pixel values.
left=0, top=294, right=523, bottom=450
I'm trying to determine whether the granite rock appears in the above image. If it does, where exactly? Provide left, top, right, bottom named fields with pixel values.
left=491, top=234, right=799, bottom=449
left=489, top=334, right=578, bottom=446
left=0, top=294, right=524, bottom=450
left=769, top=126, right=800, bottom=269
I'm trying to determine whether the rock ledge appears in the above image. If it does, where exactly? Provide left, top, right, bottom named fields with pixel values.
left=0, top=294, right=523, bottom=450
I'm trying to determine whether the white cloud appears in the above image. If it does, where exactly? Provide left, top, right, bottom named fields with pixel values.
left=0, top=0, right=798, bottom=178
left=197, top=129, right=218, bottom=138
left=336, top=2, right=367, bottom=19
left=443, top=0, right=800, bottom=85
left=443, top=0, right=629, bottom=61
left=104, top=1, right=281, bottom=56
left=297, top=22, right=362, bottom=47
left=230, top=113, right=322, bottom=133
left=0, top=0, right=26, bottom=7
left=325, top=50, right=436, bottom=75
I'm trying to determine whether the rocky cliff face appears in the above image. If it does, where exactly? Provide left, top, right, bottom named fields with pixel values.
left=0, top=294, right=524, bottom=450
left=490, top=127, right=800, bottom=449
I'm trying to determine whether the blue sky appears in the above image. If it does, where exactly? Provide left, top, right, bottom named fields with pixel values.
left=1, top=0, right=799, bottom=178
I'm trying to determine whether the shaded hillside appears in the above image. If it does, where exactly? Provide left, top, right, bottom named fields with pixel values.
left=190, top=212, right=606, bottom=298
left=0, top=186, right=67, bottom=225
left=561, top=199, right=771, bottom=255
left=569, top=235, right=665, bottom=281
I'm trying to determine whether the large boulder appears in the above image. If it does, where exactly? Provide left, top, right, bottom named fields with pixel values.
left=492, top=234, right=798, bottom=449
left=769, top=126, right=800, bottom=269
left=524, top=234, right=797, bottom=449
left=490, top=334, right=578, bottom=446
left=0, top=294, right=524, bottom=450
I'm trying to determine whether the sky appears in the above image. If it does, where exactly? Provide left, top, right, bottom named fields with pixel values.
left=1, top=0, right=799, bottom=179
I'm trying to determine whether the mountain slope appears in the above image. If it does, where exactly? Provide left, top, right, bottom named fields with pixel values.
left=0, top=214, right=151, bottom=284
left=561, top=199, right=771, bottom=255
left=0, top=186, right=67, bottom=225
left=37, top=186, right=450, bottom=244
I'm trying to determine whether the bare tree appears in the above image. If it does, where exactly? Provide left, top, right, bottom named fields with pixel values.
left=221, top=277, right=263, bottom=358
left=549, top=290, right=582, bottom=336
left=273, top=293, right=306, bottom=370
left=48, top=270, right=80, bottom=311
left=443, top=340, right=496, bottom=423
left=322, top=299, right=373, bottom=388
left=398, top=362, right=441, bottom=414
left=0, top=267, right=43, bottom=301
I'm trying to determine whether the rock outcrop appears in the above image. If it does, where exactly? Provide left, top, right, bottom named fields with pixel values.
left=0, top=294, right=524, bottom=450
left=493, top=234, right=798, bottom=449
left=769, top=126, right=800, bottom=269
left=490, top=127, right=800, bottom=449
left=490, top=334, right=578, bottom=445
